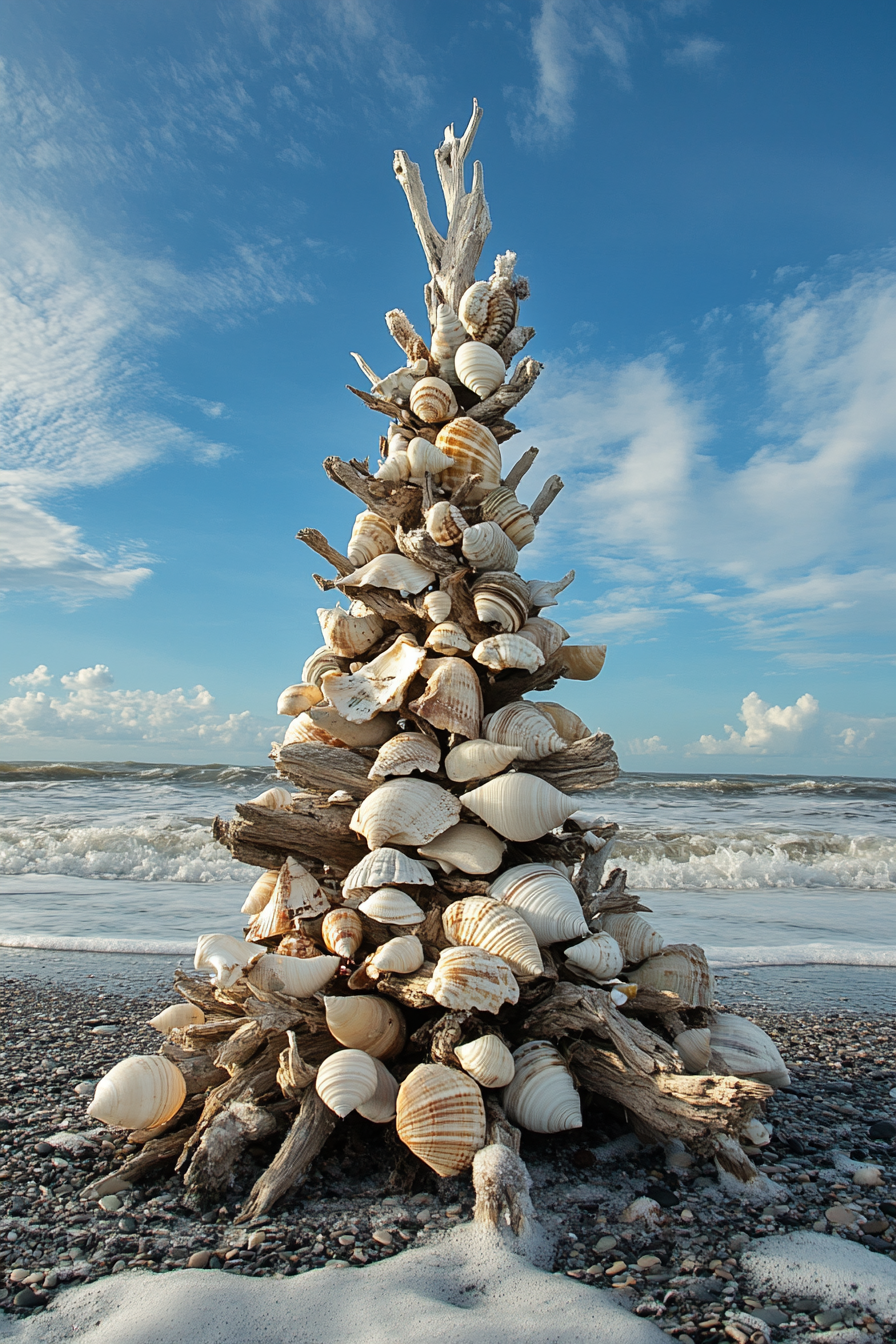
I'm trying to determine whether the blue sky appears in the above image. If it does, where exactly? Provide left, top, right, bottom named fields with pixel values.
left=0, top=0, right=894, bottom=774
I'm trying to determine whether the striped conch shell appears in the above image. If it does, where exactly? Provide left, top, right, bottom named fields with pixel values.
left=517, top=619, right=569, bottom=659
left=474, top=634, right=545, bottom=674
left=709, top=1014, right=790, bottom=1089
left=434, top=418, right=502, bottom=501
left=427, top=946, right=519, bottom=1013
left=430, top=303, right=467, bottom=384
left=424, top=500, right=468, bottom=547
left=277, top=683, right=324, bottom=716
left=318, top=603, right=385, bottom=659
left=561, top=645, right=607, bottom=681
left=194, top=934, right=266, bottom=989
left=368, top=732, right=440, bottom=780
left=417, top=821, right=505, bottom=876
left=454, top=341, right=505, bottom=399
left=564, top=932, right=624, bottom=980
left=321, top=908, right=363, bottom=959
left=502, top=1041, right=582, bottom=1134
left=674, top=1026, right=712, bottom=1074
left=406, top=436, right=454, bottom=482
left=367, top=934, right=424, bottom=977
left=462, top=520, right=519, bottom=573
left=598, top=913, right=663, bottom=964
left=246, top=786, right=293, bottom=811
left=347, top=510, right=397, bottom=568
left=409, top=657, right=483, bottom=740
left=443, top=897, right=543, bottom=977
left=625, top=944, right=714, bottom=1009
left=455, top=1036, right=515, bottom=1089
left=396, top=1062, right=486, bottom=1177
left=315, top=1050, right=398, bottom=1122
left=425, top=621, right=472, bottom=655
left=350, top=778, right=461, bottom=849
left=248, top=953, right=340, bottom=998
left=322, top=994, right=406, bottom=1060
left=88, top=1055, right=186, bottom=1131
left=471, top=571, right=531, bottom=631
left=460, top=773, right=577, bottom=843
left=302, top=646, right=345, bottom=688
left=409, top=377, right=458, bottom=424
left=536, top=700, right=590, bottom=743
left=480, top=486, right=536, bottom=548
left=357, top=887, right=425, bottom=926
left=148, top=1003, right=205, bottom=1034
left=444, top=739, right=521, bottom=783
left=422, top=589, right=452, bottom=623
left=337, top=554, right=436, bottom=596
left=342, top=848, right=434, bottom=895
left=321, top=635, right=426, bottom=724
left=483, top=701, right=565, bottom=761
left=488, top=863, right=589, bottom=945
left=458, top=254, right=520, bottom=347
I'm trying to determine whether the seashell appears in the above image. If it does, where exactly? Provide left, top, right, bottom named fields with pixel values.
left=458, top=264, right=518, bottom=347
left=454, top=340, right=506, bottom=399
left=318, top=603, right=385, bottom=659
left=88, top=1055, right=187, bottom=1131
left=427, top=945, right=519, bottom=1013
left=368, top=732, right=440, bottom=780
left=347, top=510, right=397, bottom=568
left=148, top=1003, right=205, bottom=1034
left=342, top=848, right=434, bottom=894
left=351, top=778, right=461, bottom=849
left=246, top=884, right=294, bottom=941
left=462, top=520, right=519, bottom=573
left=527, top=572, right=575, bottom=610
left=501, top=1041, right=582, bottom=1135
left=417, top=821, right=506, bottom=875
left=471, top=571, right=531, bottom=631
left=277, top=929, right=319, bottom=958
left=443, top=897, right=543, bottom=977
left=599, top=913, right=664, bottom=964
left=194, top=934, right=266, bottom=988
left=625, top=944, right=715, bottom=1009
left=742, top=1118, right=772, bottom=1147
left=302, top=646, right=345, bottom=688
left=368, top=934, right=424, bottom=976
left=248, top=952, right=340, bottom=998
left=674, top=1027, right=712, bottom=1074
left=564, top=932, right=624, bottom=979
left=246, top=786, right=293, bottom=811
left=444, top=739, right=520, bottom=782
left=356, top=1056, right=399, bottom=1122
left=375, top=451, right=411, bottom=482
left=406, top=436, right=454, bottom=482
left=461, top=773, right=578, bottom=843
left=409, top=657, right=482, bottom=739
left=358, top=887, right=425, bottom=926
left=321, top=634, right=426, bottom=723
left=474, top=634, right=545, bottom=674
left=434, top=418, right=502, bottom=501
left=321, top=908, right=363, bottom=958
left=430, top=303, right=467, bottom=384
left=370, top=358, right=427, bottom=402
left=455, top=1036, right=516, bottom=1089
left=425, top=621, right=473, bottom=655
left=424, top=501, right=468, bottom=547
left=489, top=863, right=589, bottom=945
left=277, top=683, right=324, bottom=716
left=709, top=1014, right=790, bottom=1088
left=304, top=705, right=399, bottom=748
left=396, top=1062, right=486, bottom=1177
left=482, top=701, right=565, bottom=761
left=409, top=377, right=458, bottom=424
left=422, top=589, right=452, bottom=623
left=315, top=1049, right=379, bottom=1119
left=518, top=619, right=569, bottom=659
left=480, top=487, right=536, bottom=548
left=561, top=645, right=607, bottom=681
left=337, top=554, right=436, bottom=596
left=272, top=856, right=329, bottom=919
left=241, top=869, right=279, bottom=915
left=535, top=700, right=590, bottom=742
left=323, top=994, right=406, bottom=1060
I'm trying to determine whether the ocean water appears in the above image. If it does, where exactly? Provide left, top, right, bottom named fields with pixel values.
left=0, top=763, right=894, bottom=981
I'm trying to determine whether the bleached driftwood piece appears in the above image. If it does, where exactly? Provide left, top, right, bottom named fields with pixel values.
left=184, top=1102, right=276, bottom=1208
left=497, top=325, right=536, bottom=365
left=502, top=445, right=539, bottom=491
left=519, top=733, right=620, bottom=793
left=467, top=357, right=543, bottom=426
left=235, top=1086, right=336, bottom=1223
left=272, top=742, right=376, bottom=798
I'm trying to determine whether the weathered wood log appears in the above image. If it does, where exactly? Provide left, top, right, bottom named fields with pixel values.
left=502, top=445, right=539, bottom=492
left=81, top=1124, right=197, bottom=1200
left=621, top=987, right=687, bottom=1015
left=394, top=523, right=460, bottom=577
left=271, top=742, right=376, bottom=798
left=710, top=1131, right=760, bottom=1184
left=523, top=984, right=681, bottom=1076
left=497, top=326, right=536, bottom=366
left=375, top=963, right=438, bottom=1009
left=574, top=834, right=620, bottom=911
left=323, top=455, right=422, bottom=526
left=158, top=1043, right=229, bottom=1095
left=184, top=1102, right=277, bottom=1209
left=467, top=358, right=543, bottom=426
left=584, top=866, right=652, bottom=917
left=221, top=799, right=367, bottom=877
left=173, top=969, right=245, bottom=1018
left=530, top=474, right=564, bottom=522
left=295, top=528, right=354, bottom=577
left=385, top=308, right=433, bottom=368
left=277, top=1033, right=319, bottom=1101
left=480, top=650, right=567, bottom=710
left=521, top=733, right=620, bottom=793
left=473, top=1098, right=533, bottom=1236
left=234, top=1086, right=336, bottom=1223
left=438, top=874, right=492, bottom=898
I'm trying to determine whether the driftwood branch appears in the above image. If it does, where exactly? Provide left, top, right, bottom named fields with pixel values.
left=218, top=800, right=367, bottom=877
left=296, top=529, right=354, bottom=577
left=235, top=1086, right=336, bottom=1222
left=523, top=984, right=681, bottom=1075
left=502, top=446, right=539, bottom=493
left=82, top=1125, right=196, bottom=1200
left=530, top=475, right=564, bottom=522
left=497, top=326, right=536, bottom=366
left=184, top=1102, right=276, bottom=1209
left=473, top=1098, right=534, bottom=1236
left=272, top=742, right=376, bottom=798
left=467, top=358, right=543, bottom=426
left=520, top=733, right=620, bottom=793
left=385, top=309, right=433, bottom=367
left=323, top=456, right=422, bottom=527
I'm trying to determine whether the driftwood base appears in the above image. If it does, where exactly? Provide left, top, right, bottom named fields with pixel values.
left=184, top=1102, right=277, bottom=1209
left=235, top=1087, right=336, bottom=1224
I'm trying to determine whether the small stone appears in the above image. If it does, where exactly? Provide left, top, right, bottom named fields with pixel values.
left=350, top=1249, right=368, bottom=1264
left=571, top=1148, right=595, bottom=1169
left=9, top=1269, right=29, bottom=1283
left=43, top=1273, right=58, bottom=1289
left=584, top=1265, right=602, bottom=1276
left=637, top=1255, right=661, bottom=1269
left=815, top=1309, right=844, bottom=1327
left=621, top=1197, right=662, bottom=1225
left=752, top=1308, right=788, bottom=1326
left=790, top=1298, right=820, bottom=1313
left=604, top=1260, right=627, bottom=1276
left=247, top=1231, right=265, bottom=1250
left=13, top=1288, right=44, bottom=1308
left=868, top=1119, right=896, bottom=1141
left=74, top=1082, right=95, bottom=1097
left=187, top=1251, right=211, bottom=1268
left=98, top=1194, right=121, bottom=1211
left=337, top=1234, right=355, bottom=1246
left=825, top=1204, right=857, bottom=1225
left=646, top=1184, right=678, bottom=1208
left=862, top=1219, right=889, bottom=1235
left=881, top=1200, right=896, bottom=1217
left=594, top=1235, right=617, bottom=1252
left=680, top=1208, right=695, bottom=1222
left=371, top=1230, right=392, bottom=1247
left=118, top=1217, right=137, bottom=1233
left=852, top=1165, right=882, bottom=1187
left=324, top=1259, right=348, bottom=1269
left=91, top=1025, right=119, bottom=1036
left=112, top=1259, right=127, bottom=1273
left=729, top=1233, right=750, bottom=1252
left=34, top=1142, right=53, bottom=1156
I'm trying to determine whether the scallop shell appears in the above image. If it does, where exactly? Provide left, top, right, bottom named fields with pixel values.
left=444, top=739, right=521, bottom=782
left=194, top=934, right=266, bottom=989
left=443, top=897, right=543, bottom=977
left=709, top=1014, right=790, bottom=1088
left=318, top=604, right=385, bottom=659
left=434, top=418, right=502, bottom=501
left=368, top=732, right=441, bottom=780
left=323, top=993, right=406, bottom=1060
left=455, top=1036, right=515, bottom=1089
left=337, top=554, right=436, bottom=596
left=518, top=619, right=570, bottom=659
left=674, top=1027, right=712, bottom=1073
left=471, top=571, right=531, bottom=631
left=454, top=340, right=506, bottom=399
left=430, top=303, right=467, bottom=384
left=422, top=590, right=452, bottom=623
left=561, top=645, right=607, bottom=681
left=599, top=913, right=664, bottom=964
left=564, top=932, right=624, bottom=979
left=409, top=377, right=458, bottom=424
left=315, top=1049, right=379, bottom=1118
left=88, top=1055, right=187, bottom=1131
left=473, top=634, right=544, bottom=674
left=321, top=908, right=363, bottom=959
left=427, top=946, right=519, bottom=1013
left=480, top=486, right=536, bottom=548
left=241, top=869, right=279, bottom=915
left=409, top=657, right=483, bottom=739
left=272, top=856, right=329, bottom=919
left=351, top=778, right=461, bottom=849
left=303, top=705, right=399, bottom=748
left=535, top=700, right=590, bottom=742
left=246, top=786, right=293, bottom=811
left=461, top=773, right=578, bottom=843
left=375, top=451, right=411, bottom=482
left=357, top=887, right=425, bottom=926
left=417, top=822, right=506, bottom=876
left=347, top=510, right=397, bottom=568
left=488, top=864, right=589, bottom=945
left=425, top=621, right=473, bottom=655
left=277, top=683, right=324, bottom=716
left=356, top=1057, right=400, bottom=1123
left=462, top=520, right=519, bottom=573
left=458, top=265, right=518, bottom=346
left=342, top=848, right=434, bottom=894
left=302, top=646, right=346, bottom=688
left=321, top=634, right=426, bottom=723
left=148, top=1003, right=205, bottom=1034
left=527, top=571, right=575, bottom=610
left=625, top=944, right=715, bottom=1009
left=368, top=934, right=425, bottom=976
left=248, top=952, right=340, bottom=998
left=406, top=436, right=454, bottom=481
left=482, top=701, right=565, bottom=761
left=424, top=501, right=468, bottom=547
left=396, top=1062, right=486, bottom=1177
left=501, top=1041, right=582, bottom=1135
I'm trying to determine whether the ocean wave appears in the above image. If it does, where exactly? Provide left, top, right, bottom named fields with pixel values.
left=612, top=773, right=896, bottom=799
left=0, top=933, right=194, bottom=956
left=705, top=943, right=896, bottom=969
left=0, top=819, right=244, bottom=883
left=0, top=760, right=270, bottom=787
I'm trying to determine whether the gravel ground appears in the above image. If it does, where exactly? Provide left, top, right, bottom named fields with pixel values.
left=1, top=975, right=894, bottom=1341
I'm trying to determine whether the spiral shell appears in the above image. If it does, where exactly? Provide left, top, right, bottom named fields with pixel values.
left=409, top=656, right=483, bottom=740
left=561, top=645, right=607, bottom=681
left=462, top=520, right=519, bottom=573
left=489, top=864, right=589, bottom=945
left=427, top=946, right=519, bottom=1013
left=409, top=377, right=458, bottom=424
left=88, top=1055, right=187, bottom=1131
left=375, top=451, right=411, bottom=482
left=322, top=635, right=427, bottom=723
left=148, top=1003, right=205, bottom=1034
left=302, top=646, right=346, bottom=688
left=460, top=773, right=577, bottom=843
left=337, top=554, right=436, bottom=596
left=564, top=932, right=624, bottom=979
left=277, top=683, right=324, bottom=716
left=480, top=486, right=536, bottom=548
left=248, top=953, right=340, bottom=998
left=368, top=934, right=424, bottom=976
left=424, top=501, right=468, bottom=547
left=322, top=994, right=406, bottom=1060
left=357, top=887, right=425, bottom=926
left=625, top=944, right=715, bottom=1009
left=443, top=897, right=543, bottom=977
left=368, top=732, right=441, bottom=780
left=321, top=908, right=363, bottom=959
left=194, top=934, right=266, bottom=989
left=351, top=778, right=461, bottom=849
left=501, top=1041, right=582, bottom=1135
left=444, top=739, right=520, bottom=783
left=396, top=1062, right=486, bottom=1177
left=434, top=418, right=502, bottom=501
left=422, top=590, right=452, bottom=623
left=483, top=701, right=566, bottom=761
left=342, top=848, right=434, bottom=894
left=517, top=619, right=569, bottom=659
left=277, top=929, right=319, bottom=959
left=425, top=621, right=473, bottom=655
left=318, top=604, right=385, bottom=659
left=315, top=1049, right=379, bottom=1118
left=709, top=1014, right=790, bottom=1088
left=347, top=510, right=397, bottom=568
left=430, top=303, right=467, bottom=384
left=455, top=1036, right=515, bottom=1089
left=535, top=700, right=590, bottom=742
left=455, top=341, right=506, bottom=399
left=598, top=913, right=664, bottom=964
left=674, top=1027, right=712, bottom=1074
left=417, top=821, right=505, bottom=876
left=458, top=260, right=519, bottom=347
left=471, top=571, right=531, bottom=631
left=406, top=436, right=454, bottom=481
left=473, top=634, right=545, bottom=674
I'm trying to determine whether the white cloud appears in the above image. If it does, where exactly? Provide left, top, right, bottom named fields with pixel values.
left=627, top=735, right=669, bottom=755
left=686, top=691, right=896, bottom=759
left=665, top=35, right=725, bottom=68
left=9, top=665, right=52, bottom=690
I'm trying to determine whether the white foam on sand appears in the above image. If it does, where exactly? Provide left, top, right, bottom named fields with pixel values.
left=0, top=934, right=194, bottom=956
left=0, top=1224, right=666, bottom=1344
left=742, top=1230, right=896, bottom=1323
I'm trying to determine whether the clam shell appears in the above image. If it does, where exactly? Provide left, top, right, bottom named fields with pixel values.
left=322, top=994, right=406, bottom=1060
left=425, top=621, right=473, bottom=654
left=422, top=590, right=452, bottom=623
left=535, top=700, right=590, bottom=742
left=460, top=773, right=577, bottom=843
left=148, top=1004, right=205, bottom=1034
left=347, top=510, right=397, bottom=568
left=356, top=1056, right=400, bottom=1123
left=322, top=634, right=426, bottom=723
left=304, top=705, right=399, bottom=748
left=454, top=340, right=506, bottom=399
left=417, top=822, right=506, bottom=875
left=368, top=934, right=424, bottom=976
left=443, top=897, right=543, bottom=977
left=709, top=1014, right=790, bottom=1088
left=444, top=739, right=521, bottom=783
left=434, top=418, right=501, bottom=501
left=368, top=732, right=441, bottom=780
left=241, top=869, right=279, bottom=915
left=88, top=1055, right=187, bottom=1131
left=318, top=604, right=385, bottom=659
left=625, top=944, right=714, bottom=1009
left=358, top=887, right=425, bottom=926
left=474, top=633, right=544, bottom=674
left=406, top=436, right=454, bottom=481
left=430, top=303, right=467, bottom=384
left=426, top=945, right=519, bottom=1013
left=337, top=554, right=436, bottom=595
left=425, top=501, right=468, bottom=547
left=455, top=1036, right=515, bottom=1089
left=302, top=646, right=346, bottom=688
left=409, top=376, right=458, bottom=424
left=342, top=848, right=434, bottom=894
left=321, top=907, right=363, bottom=958
left=561, top=645, right=607, bottom=681
left=248, top=953, right=340, bottom=998
left=517, top=619, right=569, bottom=658
left=480, top=486, right=536, bottom=548
left=315, top=1048, right=378, bottom=1118
left=502, top=1041, right=582, bottom=1135
left=194, top=934, right=266, bottom=989
left=246, top=786, right=293, bottom=811
left=396, top=1062, right=486, bottom=1177
left=277, top=683, right=324, bottom=716
left=351, top=778, right=461, bottom=849
left=482, top=701, right=565, bottom=761
left=409, top=657, right=483, bottom=739
left=489, top=863, right=589, bottom=945
left=674, top=1026, right=712, bottom=1073
left=564, top=932, right=624, bottom=979
left=599, top=913, right=664, bottom=964
left=462, top=520, right=519, bottom=573
left=458, top=270, right=518, bottom=346
left=471, top=571, right=531, bottom=631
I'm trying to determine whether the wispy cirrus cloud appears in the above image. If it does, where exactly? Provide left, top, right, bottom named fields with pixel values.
left=664, top=35, right=725, bottom=68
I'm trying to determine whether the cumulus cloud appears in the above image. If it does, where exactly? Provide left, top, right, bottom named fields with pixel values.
left=687, top=692, right=896, bottom=759
left=627, top=735, right=669, bottom=755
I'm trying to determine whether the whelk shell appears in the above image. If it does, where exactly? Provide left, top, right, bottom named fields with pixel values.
left=560, top=644, right=607, bottom=681
left=564, top=932, right=624, bottom=980
left=480, top=486, right=536, bottom=549
left=88, top=1055, right=187, bottom=1132
left=482, top=701, right=565, bottom=761
left=425, top=621, right=472, bottom=655
left=527, top=571, right=575, bottom=610
left=458, top=257, right=519, bottom=346
left=598, top=912, right=664, bottom=964
left=248, top=952, right=340, bottom=998
left=368, top=732, right=441, bottom=780
left=426, top=945, right=519, bottom=1014
left=489, top=863, right=589, bottom=945
left=337, top=554, right=436, bottom=596
left=342, top=848, right=434, bottom=894
left=194, top=934, right=266, bottom=989
left=462, top=520, right=519, bottom=573
left=474, top=633, right=544, bottom=674
left=357, top=887, right=425, bottom=926
left=535, top=700, right=590, bottom=743
left=455, top=1036, right=515, bottom=1089
left=241, top=868, right=279, bottom=915
left=321, top=634, right=426, bottom=723
left=302, top=646, right=345, bottom=688
left=417, top=821, right=506, bottom=876
left=321, top=907, right=363, bottom=959
left=246, top=786, right=293, bottom=811
left=409, top=656, right=483, bottom=740
left=396, top=1062, right=486, bottom=1177
left=517, top=619, right=569, bottom=659
left=444, top=739, right=521, bottom=782
left=625, top=943, right=714, bottom=1009
left=443, top=897, right=543, bottom=977
left=406, top=436, right=454, bottom=481
left=430, top=303, right=467, bottom=384
left=368, top=934, right=424, bottom=977
left=347, top=510, right=397, bottom=568
left=471, top=571, right=531, bottom=632
left=315, top=1049, right=379, bottom=1119
left=148, top=1003, right=205, bottom=1034
left=375, top=451, right=410, bottom=482
left=502, top=1041, right=582, bottom=1135
left=318, top=603, right=385, bottom=659
left=674, top=1026, right=712, bottom=1074
left=454, top=340, right=506, bottom=399
left=409, top=376, right=458, bottom=424
left=277, top=682, right=324, bottom=716
left=709, top=1013, right=790, bottom=1089
left=422, top=590, right=452, bottom=623
left=424, top=500, right=468, bottom=547
left=460, top=773, right=578, bottom=843
left=323, top=994, right=406, bottom=1060
left=434, top=418, right=502, bottom=501
left=350, top=778, right=461, bottom=849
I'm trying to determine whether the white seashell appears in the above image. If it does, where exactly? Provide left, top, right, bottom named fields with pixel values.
left=241, top=869, right=279, bottom=915
left=409, top=377, right=458, bottom=424
left=277, top=683, right=324, bottom=716
left=425, top=621, right=472, bottom=654
left=435, top=418, right=502, bottom=501
left=148, top=1004, right=205, bottom=1034
left=674, top=1027, right=712, bottom=1074
left=406, top=436, right=454, bottom=482
left=709, top=1013, right=790, bottom=1088
left=347, top=511, right=397, bottom=568
left=482, top=701, right=565, bottom=761
left=323, top=994, right=406, bottom=1059
left=342, top=848, right=434, bottom=894
left=409, top=657, right=483, bottom=739
left=444, top=739, right=521, bottom=783
left=356, top=1057, right=399, bottom=1123
left=368, top=934, right=424, bottom=976
left=194, top=934, right=266, bottom=989
left=396, top=1062, right=486, bottom=1177
left=424, top=500, right=468, bottom=547
left=370, top=359, right=427, bottom=402
left=454, top=340, right=506, bottom=399
left=427, top=946, right=519, bottom=1013
left=535, top=700, right=590, bottom=742
left=626, top=944, right=715, bottom=1009
left=375, top=451, right=411, bottom=482
left=368, top=732, right=440, bottom=780
left=246, top=786, right=293, bottom=811
left=315, top=1049, right=378, bottom=1118
left=88, top=1055, right=186, bottom=1131
left=489, top=864, right=589, bottom=945
left=338, top=553, right=436, bottom=596
left=599, top=913, right=664, bottom=964
left=318, top=603, right=385, bottom=659
left=527, top=571, right=575, bottom=610
left=455, top=1036, right=515, bottom=1089
left=302, top=646, right=344, bottom=688
left=443, top=897, right=543, bottom=977
left=473, top=634, right=545, bottom=674
left=480, top=486, right=536, bottom=548
left=417, top=822, right=506, bottom=875
left=303, top=705, right=399, bottom=748
left=328, top=790, right=354, bottom=804
left=853, top=1165, right=883, bottom=1187
left=272, top=856, right=329, bottom=920
left=564, top=932, right=624, bottom=979
left=517, top=619, right=570, bottom=658
left=471, top=571, right=531, bottom=631
left=502, top=1041, right=582, bottom=1135
left=430, top=303, right=467, bottom=384
left=461, top=773, right=578, bottom=843
left=248, top=953, right=340, bottom=998
left=422, top=589, right=452, bottom=623
left=741, top=1117, right=772, bottom=1147
left=561, top=645, right=607, bottom=681
left=351, top=778, right=461, bottom=849
left=462, top=520, right=519, bottom=573
left=357, top=886, right=425, bottom=926
left=321, top=634, right=426, bottom=723
left=321, top=908, right=363, bottom=959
